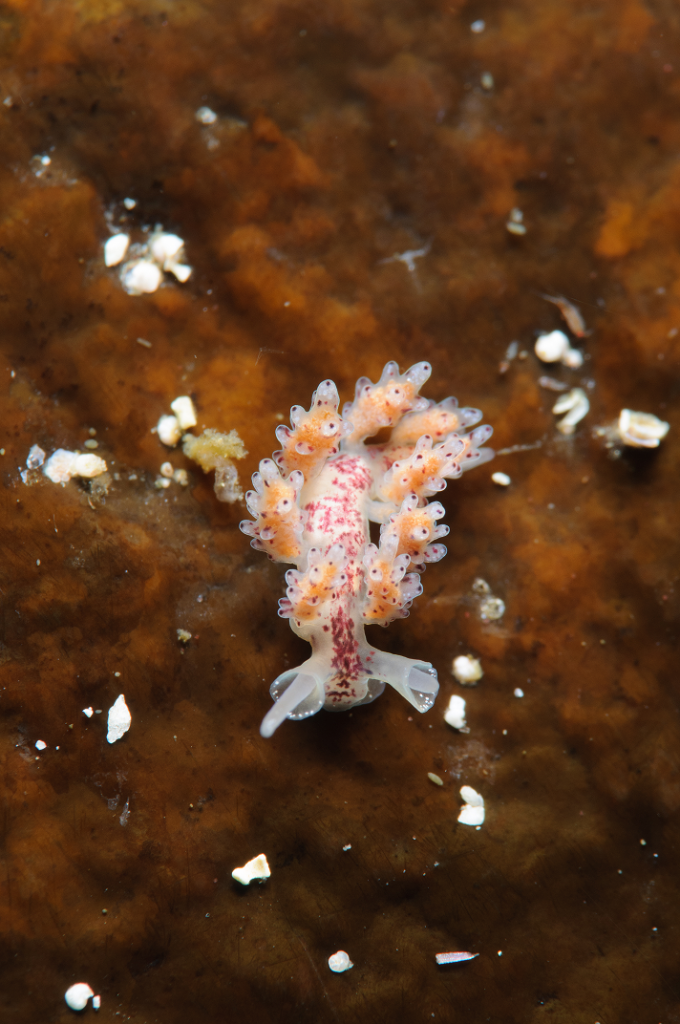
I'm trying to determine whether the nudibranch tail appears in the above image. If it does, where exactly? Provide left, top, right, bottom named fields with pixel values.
left=240, top=360, right=493, bottom=736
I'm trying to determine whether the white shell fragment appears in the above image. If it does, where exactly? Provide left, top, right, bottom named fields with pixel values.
left=535, top=330, right=583, bottom=368
left=444, top=695, right=467, bottom=731
left=491, top=471, right=511, bottom=487
left=171, top=395, right=198, bottom=430
left=157, top=414, right=182, bottom=447
left=26, top=444, right=45, bottom=469
left=232, top=853, right=271, bottom=885
left=480, top=72, right=494, bottom=90
left=428, top=771, right=444, bottom=786
left=92, top=994, right=101, bottom=1010
left=506, top=208, right=527, bottom=235
left=452, top=655, right=483, bottom=686
left=195, top=105, right=217, bottom=125
left=552, top=388, right=589, bottom=435
left=35, top=739, right=47, bottom=750
left=618, top=409, right=669, bottom=449
left=479, top=596, right=505, bottom=621
left=435, top=951, right=479, bottom=965
left=458, top=785, right=485, bottom=827
left=104, top=233, right=130, bottom=267
left=64, top=983, right=95, bottom=1011
left=121, top=259, right=163, bottom=296
left=328, top=951, right=353, bottom=973
left=106, top=694, right=131, bottom=744
left=82, top=707, right=94, bottom=718
left=43, top=449, right=108, bottom=484
left=470, top=19, right=485, bottom=32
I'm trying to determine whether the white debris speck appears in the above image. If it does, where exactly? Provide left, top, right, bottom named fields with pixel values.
left=444, top=695, right=467, bottom=730
left=553, top=387, right=589, bottom=435
left=538, top=375, right=569, bottom=392
left=618, top=409, right=669, bottom=448
left=26, top=444, right=45, bottom=469
left=458, top=785, right=485, bottom=826
left=82, top=707, right=94, bottom=718
left=435, top=951, right=479, bottom=965
left=491, top=471, right=511, bottom=487
left=561, top=345, right=584, bottom=369
left=480, top=595, right=505, bottom=620
left=506, top=208, right=527, bottom=235
left=328, top=951, right=353, bottom=973
left=92, top=994, right=101, bottom=1010
left=535, top=330, right=583, bottom=368
left=43, top=449, right=108, bottom=484
left=535, top=330, right=569, bottom=362
left=472, top=577, right=491, bottom=595
left=64, top=983, right=95, bottom=1012
left=173, top=468, right=189, bottom=486
left=342, top=844, right=352, bottom=851
left=157, top=414, right=182, bottom=447
left=176, top=628, right=192, bottom=643
left=481, top=72, right=494, bottom=90
left=514, top=687, right=524, bottom=698
left=160, top=461, right=174, bottom=478
left=123, top=197, right=137, bottom=210
left=119, top=798, right=130, bottom=826
left=149, top=232, right=184, bottom=269
left=428, top=771, right=444, bottom=786
left=452, top=655, right=483, bottom=686
left=104, top=233, right=130, bottom=267
left=35, top=739, right=47, bottom=750
left=169, top=262, right=192, bottom=282
left=121, top=259, right=163, bottom=295
left=470, top=19, right=485, bottom=32
left=154, top=475, right=172, bottom=489
left=195, top=106, right=218, bottom=125
left=106, top=694, right=131, bottom=744
left=232, top=853, right=271, bottom=885
left=170, top=395, right=197, bottom=429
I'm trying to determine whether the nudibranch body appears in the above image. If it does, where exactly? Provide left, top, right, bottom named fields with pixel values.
left=240, top=362, right=493, bottom=737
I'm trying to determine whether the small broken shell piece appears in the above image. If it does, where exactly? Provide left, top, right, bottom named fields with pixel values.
left=458, top=785, right=485, bottom=826
left=43, top=449, right=108, bottom=484
left=64, top=983, right=95, bottom=1011
left=157, top=414, right=182, bottom=447
left=195, top=105, right=218, bottom=125
left=232, top=853, right=271, bottom=885
left=121, top=259, right=163, bottom=295
left=444, top=695, right=467, bottom=730
left=170, top=395, right=197, bottom=430
left=328, top=951, right=353, bottom=973
left=107, top=694, right=131, bottom=744
left=618, top=409, right=669, bottom=448
left=506, top=208, right=526, bottom=235
left=491, top=471, right=511, bottom=487
left=553, top=388, right=589, bottom=435
left=149, top=232, right=193, bottom=282
left=452, top=655, right=483, bottom=686
left=104, top=233, right=130, bottom=267
left=435, top=951, right=479, bottom=965
left=26, top=444, right=45, bottom=469
left=82, top=707, right=94, bottom=718
left=428, top=771, right=444, bottom=786
left=535, top=330, right=583, bottom=368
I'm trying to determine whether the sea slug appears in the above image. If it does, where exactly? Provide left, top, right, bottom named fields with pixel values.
left=240, top=361, right=493, bottom=737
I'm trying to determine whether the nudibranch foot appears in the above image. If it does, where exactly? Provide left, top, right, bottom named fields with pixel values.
left=259, top=649, right=439, bottom=737
left=241, top=360, right=493, bottom=737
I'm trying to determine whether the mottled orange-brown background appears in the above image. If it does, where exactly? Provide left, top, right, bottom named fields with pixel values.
left=0, top=0, right=679, bottom=1021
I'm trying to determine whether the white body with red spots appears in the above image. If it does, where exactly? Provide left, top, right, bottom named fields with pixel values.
left=241, top=361, right=493, bottom=737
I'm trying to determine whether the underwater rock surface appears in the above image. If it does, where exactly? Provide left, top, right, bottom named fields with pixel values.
left=0, top=0, right=678, bottom=1021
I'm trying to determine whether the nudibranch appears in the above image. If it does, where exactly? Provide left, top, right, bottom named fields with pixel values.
left=240, top=361, right=493, bottom=737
